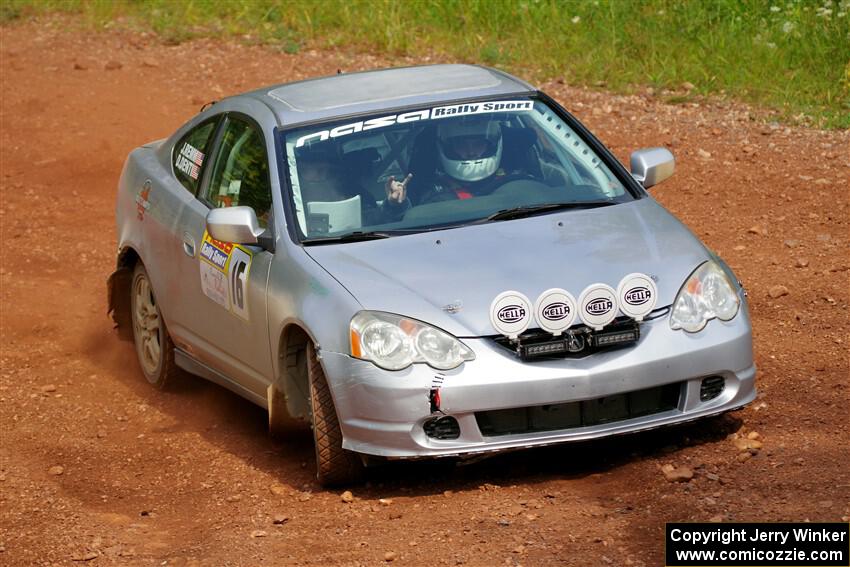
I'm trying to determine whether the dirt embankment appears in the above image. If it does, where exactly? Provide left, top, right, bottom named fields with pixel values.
left=1, top=17, right=848, bottom=567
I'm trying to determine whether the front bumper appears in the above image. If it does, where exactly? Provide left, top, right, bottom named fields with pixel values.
left=320, top=309, right=756, bottom=458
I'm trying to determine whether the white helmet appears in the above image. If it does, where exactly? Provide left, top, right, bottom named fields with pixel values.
left=437, top=118, right=502, bottom=182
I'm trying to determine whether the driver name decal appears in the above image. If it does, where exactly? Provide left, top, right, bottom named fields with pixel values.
left=295, top=100, right=533, bottom=148
left=174, top=142, right=205, bottom=180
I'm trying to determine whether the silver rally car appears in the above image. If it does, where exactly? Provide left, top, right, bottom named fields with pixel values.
left=109, top=64, right=756, bottom=485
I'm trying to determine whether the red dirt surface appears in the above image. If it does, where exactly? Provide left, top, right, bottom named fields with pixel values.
left=1, top=16, right=848, bottom=567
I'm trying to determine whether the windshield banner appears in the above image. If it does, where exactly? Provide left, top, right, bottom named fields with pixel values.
left=295, top=100, right=533, bottom=148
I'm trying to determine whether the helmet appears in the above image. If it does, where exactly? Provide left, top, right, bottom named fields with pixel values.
left=437, top=117, right=502, bottom=182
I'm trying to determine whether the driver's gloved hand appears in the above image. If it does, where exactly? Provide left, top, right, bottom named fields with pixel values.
left=385, top=173, right=412, bottom=206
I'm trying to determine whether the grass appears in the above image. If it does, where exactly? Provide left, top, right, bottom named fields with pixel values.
left=4, top=0, right=849, bottom=128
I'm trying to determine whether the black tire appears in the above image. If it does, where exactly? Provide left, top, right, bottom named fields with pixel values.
left=130, top=263, right=180, bottom=389
left=307, top=343, right=364, bottom=486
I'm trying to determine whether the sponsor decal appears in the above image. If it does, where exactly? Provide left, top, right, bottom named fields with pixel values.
left=199, top=261, right=229, bottom=309
left=199, top=233, right=234, bottom=271
left=586, top=297, right=613, bottom=315
left=542, top=302, right=570, bottom=321
left=175, top=142, right=205, bottom=180
left=295, top=100, right=534, bottom=148
left=198, top=231, right=252, bottom=321
left=429, top=375, right=445, bottom=413
left=624, top=286, right=651, bottom=306
left=200, top=240, right=229, bottom=270
left=498, top=305, right=526, bottom=324
left=135, top=181, right=151, bottom=221
left=431, top=100, right=532, bottom=119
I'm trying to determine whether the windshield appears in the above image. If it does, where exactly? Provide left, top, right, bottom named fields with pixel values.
left=282, top=98, right=632, bottom=242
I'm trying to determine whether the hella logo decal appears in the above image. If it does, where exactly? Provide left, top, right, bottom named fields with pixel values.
left=586, top=298, right=613, bottom=315
left=542, top=302, right=570, bottom=321
left=498, top=305, right=526, bottom=323
left=624, top=287, right=652, bottom=306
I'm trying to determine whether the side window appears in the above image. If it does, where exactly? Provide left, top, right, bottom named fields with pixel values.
left=204, top=117, right=272, bottom=228
left=173, top=119, right=217, bottom=194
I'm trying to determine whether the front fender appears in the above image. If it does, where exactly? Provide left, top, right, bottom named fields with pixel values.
left=267, top=244, right=363, bottom=421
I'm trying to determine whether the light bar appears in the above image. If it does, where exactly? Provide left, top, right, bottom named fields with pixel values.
left=522, top=340, right=568, bottom=357
left=592, top=329, right=638, bottom=347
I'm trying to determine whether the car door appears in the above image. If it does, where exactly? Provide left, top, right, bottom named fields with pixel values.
left=148, top=115, right=220, bottom=332
left=168, top=113, right=274, bottom=398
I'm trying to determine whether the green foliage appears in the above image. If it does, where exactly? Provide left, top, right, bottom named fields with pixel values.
left=4, top=0, right=849, bottom=128
left=0, top=4, right=20, bottom=22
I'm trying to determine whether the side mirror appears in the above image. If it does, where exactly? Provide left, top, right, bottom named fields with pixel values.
left=630, top=148, right=675, bottom=189
left=206, top=206, right=263, bottom=245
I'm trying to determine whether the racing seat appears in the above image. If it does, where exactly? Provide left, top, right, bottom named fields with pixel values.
left=340, top=147, right=382, bottom=201
left=500, top=127, right=542, bottom=178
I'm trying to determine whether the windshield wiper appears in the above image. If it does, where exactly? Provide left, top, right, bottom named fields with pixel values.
left=303, top=231, right=393, bottom=245
left=484, top=201, right=616, bottom=222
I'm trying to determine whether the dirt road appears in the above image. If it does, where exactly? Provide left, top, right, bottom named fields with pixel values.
left=1, top=17, right=848, bottom=566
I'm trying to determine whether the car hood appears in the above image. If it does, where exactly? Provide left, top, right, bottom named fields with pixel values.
left=305, top=198, right=711, bottom=337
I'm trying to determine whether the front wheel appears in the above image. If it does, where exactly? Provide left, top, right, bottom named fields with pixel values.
left=307, top=343, right=364, bottom=486
left=130, top=263, right=180, bottom=389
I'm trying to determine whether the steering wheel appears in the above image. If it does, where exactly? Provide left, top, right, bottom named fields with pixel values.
left=488, top=173, right=552, bottom=196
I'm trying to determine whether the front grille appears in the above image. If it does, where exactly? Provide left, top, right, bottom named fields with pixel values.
left=475, top=382, right=682, bottom=437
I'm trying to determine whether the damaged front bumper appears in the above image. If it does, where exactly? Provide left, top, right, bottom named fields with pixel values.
left=320, top=310, right=756, bottom=459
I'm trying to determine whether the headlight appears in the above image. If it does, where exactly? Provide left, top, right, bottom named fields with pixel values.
left=670, top=261, right=740, bottom=333
left=350, top=311, right=475, bottom=371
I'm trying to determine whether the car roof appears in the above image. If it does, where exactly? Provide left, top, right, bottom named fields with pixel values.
left=240, top=64, right=536, bottom=128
